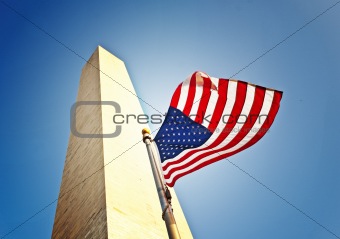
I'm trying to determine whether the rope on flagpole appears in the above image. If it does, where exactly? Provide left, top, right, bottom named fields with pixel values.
left=162, top=205, right=170, bottom=220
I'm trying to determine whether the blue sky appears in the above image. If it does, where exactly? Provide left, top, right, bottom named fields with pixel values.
left=0, top=0, right=339, bottom=238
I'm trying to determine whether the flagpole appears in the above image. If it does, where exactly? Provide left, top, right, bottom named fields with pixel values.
left=142, top=128, right=182, bottom=239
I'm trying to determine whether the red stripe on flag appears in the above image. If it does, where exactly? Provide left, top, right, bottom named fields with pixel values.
left=170, top=84, right=182, bottom=108
left=207, top=79, right=228, bottom=132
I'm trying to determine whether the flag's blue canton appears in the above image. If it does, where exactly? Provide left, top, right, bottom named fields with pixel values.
left=155, top=106, right=212, bottom=163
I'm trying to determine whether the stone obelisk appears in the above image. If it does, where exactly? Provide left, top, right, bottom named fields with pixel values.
left=51, top=46, right=193, bottom=239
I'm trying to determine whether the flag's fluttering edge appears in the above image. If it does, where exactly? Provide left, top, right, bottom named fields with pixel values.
left=154, top=71, right=283, bottom=187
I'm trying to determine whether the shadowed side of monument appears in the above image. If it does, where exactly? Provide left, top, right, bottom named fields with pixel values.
left=52, top=48, right=107, bottom=238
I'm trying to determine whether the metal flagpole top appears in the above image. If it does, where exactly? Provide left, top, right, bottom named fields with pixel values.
left=142, top=128, right=152, bottom=143
left=142, top=128, right=151, bottom=135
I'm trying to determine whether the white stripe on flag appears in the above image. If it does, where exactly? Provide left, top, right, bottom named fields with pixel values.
left=210, top=77, right=219, bottom=89
left=201, top=90, right=219, bottom=128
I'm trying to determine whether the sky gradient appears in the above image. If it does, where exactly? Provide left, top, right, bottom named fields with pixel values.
left=0, top=0, right=340, bottom=238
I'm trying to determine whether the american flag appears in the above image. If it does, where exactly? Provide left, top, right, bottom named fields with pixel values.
left=154, top=71, right=283, bottom=187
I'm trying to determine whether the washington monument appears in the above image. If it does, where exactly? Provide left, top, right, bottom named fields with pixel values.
left=51, top=46, right=193, bottom=238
